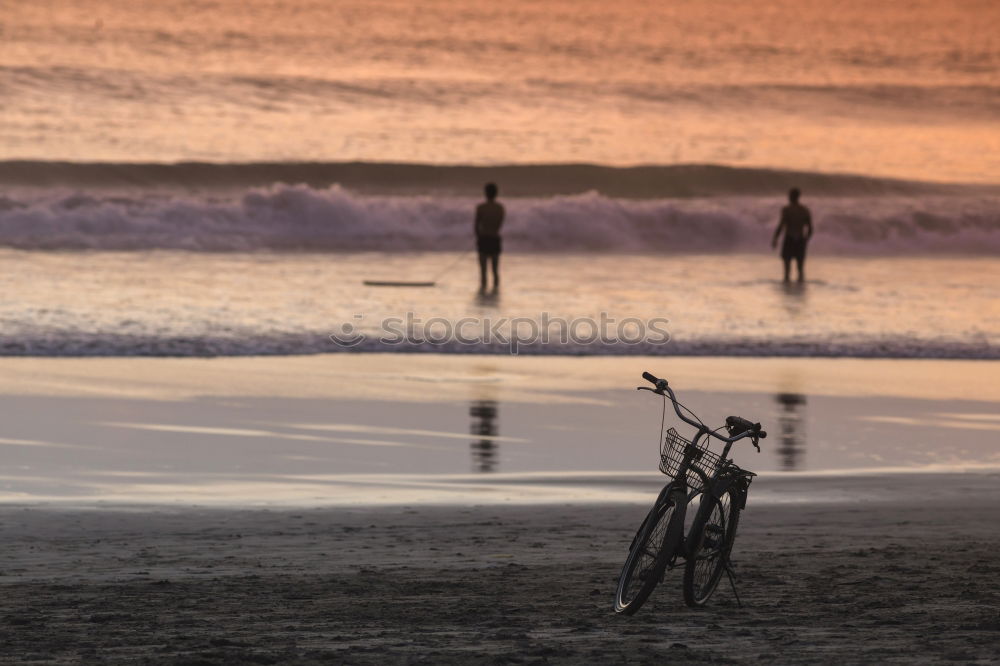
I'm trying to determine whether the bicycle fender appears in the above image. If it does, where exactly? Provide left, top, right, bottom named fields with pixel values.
left=707, top=474, right=736, bottom=499
left=709, top=471, right=752, bottom=510
left=657, top=483, right=684, bottom=507
left=628, top=483, right=682, bottom=552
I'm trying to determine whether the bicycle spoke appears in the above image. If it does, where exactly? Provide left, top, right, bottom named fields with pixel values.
left=616, top=498, right=679, bottom=612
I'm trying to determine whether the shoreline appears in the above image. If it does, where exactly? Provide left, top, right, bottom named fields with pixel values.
left=0, top=354, right=997, bottom=506
left=2, top=469, right=999, bottom=509
left=1, top=354, right=996, bottom=401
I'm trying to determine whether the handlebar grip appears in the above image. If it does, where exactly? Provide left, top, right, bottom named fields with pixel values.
left=641, top=371, right=659, bottom=385
left=758, top=430, right=767, bottom=439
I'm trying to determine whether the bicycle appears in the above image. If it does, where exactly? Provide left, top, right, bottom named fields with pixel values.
left=614, top=371, right=767, bottom=614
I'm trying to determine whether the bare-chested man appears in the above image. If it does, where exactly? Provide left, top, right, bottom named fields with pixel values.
left=475, top=182, right=504, bottom=291
left=771, top=188, right=813, bottom=282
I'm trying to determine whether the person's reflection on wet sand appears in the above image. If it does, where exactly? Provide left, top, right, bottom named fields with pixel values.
left=775, top=392, right=807, bottom=470
left=469, top=400, right=499, bottom=472
left=474, top=288, right=501, bottom=308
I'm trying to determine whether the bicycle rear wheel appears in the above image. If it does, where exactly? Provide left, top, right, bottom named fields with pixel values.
left=683, top=489, right=739, bottom=607
left=614, top=492, right=683, bottom=615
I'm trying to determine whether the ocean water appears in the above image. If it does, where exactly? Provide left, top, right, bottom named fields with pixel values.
left=3, top=0, right=1000, bottom=182
left=0, top=250, right=994, bottom=358
left=0, top=163, right=997, bottom=358
left=2, top=0, right=998, bottom=360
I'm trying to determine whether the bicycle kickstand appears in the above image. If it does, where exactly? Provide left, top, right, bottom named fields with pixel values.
left=724, top=557, right=743, bottom=608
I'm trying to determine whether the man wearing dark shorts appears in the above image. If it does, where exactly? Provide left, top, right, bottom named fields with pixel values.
left=475, top=182, right=504, bottom=291
left=772, top=188, right=813, bottom=282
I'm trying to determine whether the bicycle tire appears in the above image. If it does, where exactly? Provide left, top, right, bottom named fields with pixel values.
left=682, top=489, right=740, bottom=607
left=614, top=493, right=683, bottom=615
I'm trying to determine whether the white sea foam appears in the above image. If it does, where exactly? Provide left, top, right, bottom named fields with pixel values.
left=0, top=331, right=993, bottom=359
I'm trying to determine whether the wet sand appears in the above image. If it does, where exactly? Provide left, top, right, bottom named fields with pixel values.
left=1, top=355, right=998, bottom=504
left=2, top=472, right=999, bottom=664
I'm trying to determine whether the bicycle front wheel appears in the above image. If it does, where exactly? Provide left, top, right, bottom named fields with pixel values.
left=683, top=489, right=740, bottom=607
left=614, top=493, right=683, bottom=615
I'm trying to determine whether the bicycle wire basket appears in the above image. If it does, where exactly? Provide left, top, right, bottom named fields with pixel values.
left=659, top=427, right=724, bottom=491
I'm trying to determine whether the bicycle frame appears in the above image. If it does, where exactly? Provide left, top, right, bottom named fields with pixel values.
left=676, top=434, right=755, bottom=511
left=655, top=453, right=747, bottom=563
left=640, top=382, right=759, bottom=559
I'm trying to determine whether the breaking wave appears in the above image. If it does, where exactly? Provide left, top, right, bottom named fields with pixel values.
left=0, top=180, right=998, bottom=253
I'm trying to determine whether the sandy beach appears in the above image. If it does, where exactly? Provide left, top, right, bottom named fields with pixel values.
left=0, top=355, right=998, bottom=663
left=2, top=471, right=999, bottom=664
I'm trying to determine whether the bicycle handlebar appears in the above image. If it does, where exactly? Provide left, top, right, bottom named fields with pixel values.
left=640, top=371, right=695, bottom=425
left=639, top=371, right=766, bottom=447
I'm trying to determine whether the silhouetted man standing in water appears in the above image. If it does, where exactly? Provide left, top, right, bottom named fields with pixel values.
left=772, top=188, right=813, bottom=282
left=475, top=182, right=504, bottom=291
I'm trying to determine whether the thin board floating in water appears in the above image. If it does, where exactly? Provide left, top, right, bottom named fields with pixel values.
left=363, top=280, right=437, bottom=287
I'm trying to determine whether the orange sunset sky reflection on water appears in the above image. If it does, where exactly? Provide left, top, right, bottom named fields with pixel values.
left=2, top=0, right=999, bottom=182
